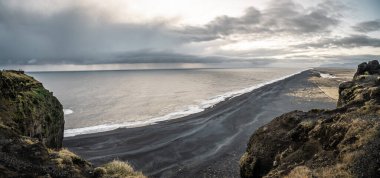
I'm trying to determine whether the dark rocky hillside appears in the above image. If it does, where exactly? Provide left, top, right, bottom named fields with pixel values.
left=240, top=60, right=380, bottom=178
left=0, top=70, right=145, bottom=178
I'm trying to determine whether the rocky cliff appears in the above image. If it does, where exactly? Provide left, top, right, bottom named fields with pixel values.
left=0, top=70, right=64, bottom=148
left=0, top=70, right=145, bottom=178
left=240, top=61, right=380, bottom=178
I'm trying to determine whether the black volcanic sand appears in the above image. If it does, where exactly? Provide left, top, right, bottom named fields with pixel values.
left=64, top=70, right=337, bottom=178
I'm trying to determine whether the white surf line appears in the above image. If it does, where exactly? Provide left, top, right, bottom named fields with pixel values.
left=63, top=109, right=74, bottom=115
left=64, top=68, right=310, bottom=137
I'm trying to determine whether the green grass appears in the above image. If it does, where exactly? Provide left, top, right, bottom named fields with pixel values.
left=98, top=160, right=146, bottom=178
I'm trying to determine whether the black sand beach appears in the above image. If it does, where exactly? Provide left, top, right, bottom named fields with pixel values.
left=64, top=70, right=341, bottom=178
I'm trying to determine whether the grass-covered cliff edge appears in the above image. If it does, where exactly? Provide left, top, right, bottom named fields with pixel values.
left=240, top=61, right=380, bottom=178
left=0, top=70, right=145, bottom=178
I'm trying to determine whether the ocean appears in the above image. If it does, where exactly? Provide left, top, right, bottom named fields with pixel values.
left=29, top=67, right=304, bottom=137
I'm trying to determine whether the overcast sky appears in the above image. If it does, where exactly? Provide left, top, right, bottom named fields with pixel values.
left=0, top=0, right=379, bottom=69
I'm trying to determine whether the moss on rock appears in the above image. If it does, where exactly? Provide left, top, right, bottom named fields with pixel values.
left=0, top=70, right=64, bottom=148
left=240, top=61, right=380, bottom=178
left=0, top=70, right=145, bottom=178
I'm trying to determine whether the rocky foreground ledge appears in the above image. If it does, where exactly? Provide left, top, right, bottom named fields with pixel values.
left=0, top=70, right=145, bottom=178
left=240, top=61, right=380, bottom=178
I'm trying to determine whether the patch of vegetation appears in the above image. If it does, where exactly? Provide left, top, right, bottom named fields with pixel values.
left=96, top=160, right=146, bottom=178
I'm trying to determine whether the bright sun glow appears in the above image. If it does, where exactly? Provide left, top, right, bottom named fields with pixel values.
left=9, top=0, right=265, bottom=25
left=109, top=0, right=265, bottom=25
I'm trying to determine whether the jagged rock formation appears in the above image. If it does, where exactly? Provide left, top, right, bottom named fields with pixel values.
left=354, top=60, right=380, bottom=79
left=0, top=70, right=145, bottom=178
left=240, top=61, right=380, bottom=178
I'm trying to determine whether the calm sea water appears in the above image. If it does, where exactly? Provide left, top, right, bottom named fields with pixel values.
left=29, top=67, right=304, bottom=137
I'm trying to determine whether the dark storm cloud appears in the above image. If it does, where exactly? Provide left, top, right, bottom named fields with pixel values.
left=0, top=1, right=182, bottom=65
left=0, top=0, right=349, bottom=65
left=178, top=0, right=341, bottom=41
left=353, top=19, right=380, bottom=32
left=177, top=7, right=263, bottom=41
left=104, top=50, right=226, bottom=64
left=7, top=50, right=228, bottom=65
left=111, top=50, right=279, bottom=66
left=0, top=0, right=275, bottom=65
left=298, top=35, right=380, bottom=48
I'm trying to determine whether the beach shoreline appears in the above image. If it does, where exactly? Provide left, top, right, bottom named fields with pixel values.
left=63, top=68, right=309, bottom=137
left=64, top=68, right=353, bottom=177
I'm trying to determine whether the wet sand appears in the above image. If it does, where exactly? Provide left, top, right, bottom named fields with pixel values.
left=64, top=69, right=353, bottom=178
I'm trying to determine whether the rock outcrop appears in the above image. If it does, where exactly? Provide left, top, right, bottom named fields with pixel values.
left=0, top=70, right=64, bottom=148
left=354, top=60, right=380, bottom=79
left=240, top=61, right=380, bottom=178
left=0, top=70, right=145, bottom=178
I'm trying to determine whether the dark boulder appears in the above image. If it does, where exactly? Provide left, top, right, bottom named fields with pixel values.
left=354, top=60, right=380, bottom=78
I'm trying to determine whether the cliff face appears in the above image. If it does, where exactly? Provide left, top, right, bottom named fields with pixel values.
left=240, top=61, right=380, bottom=178
left=0, top=70, right=145, bottom=178
left=0, top=70, right=64, bottom=148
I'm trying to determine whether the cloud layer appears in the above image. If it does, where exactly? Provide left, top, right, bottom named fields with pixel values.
left=0, top=1, right=184, bottom=65
left=0, top=0, right=379, bottom=66
left=298, top=35, right=380, bottom=48
left=353, top=19, right=380, bottom=33
left=178, top=1, right=341, bottom=42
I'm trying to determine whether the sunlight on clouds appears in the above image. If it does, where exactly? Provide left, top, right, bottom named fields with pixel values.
left=5, top=0, right=265, bottom=25
left=112, top=0, right=265, bottom=25
left=280, top=46, right=380, bottom=59
left=0, top=0, right=379, bottom=67
left=221, top=40, right=285, bottom=51
left=220, top=37, right=302, bottom=51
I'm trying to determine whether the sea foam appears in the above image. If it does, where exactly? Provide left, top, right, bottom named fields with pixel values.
left=63, top=109, right=74, bottom=115
left=64, top=69, right=309, bottom=137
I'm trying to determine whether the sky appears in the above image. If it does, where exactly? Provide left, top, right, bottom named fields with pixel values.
left=0, top=0, right=379, bottom=70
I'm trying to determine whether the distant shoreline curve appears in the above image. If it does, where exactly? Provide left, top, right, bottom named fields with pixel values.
left=64, top=68, right=311, bottom=137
